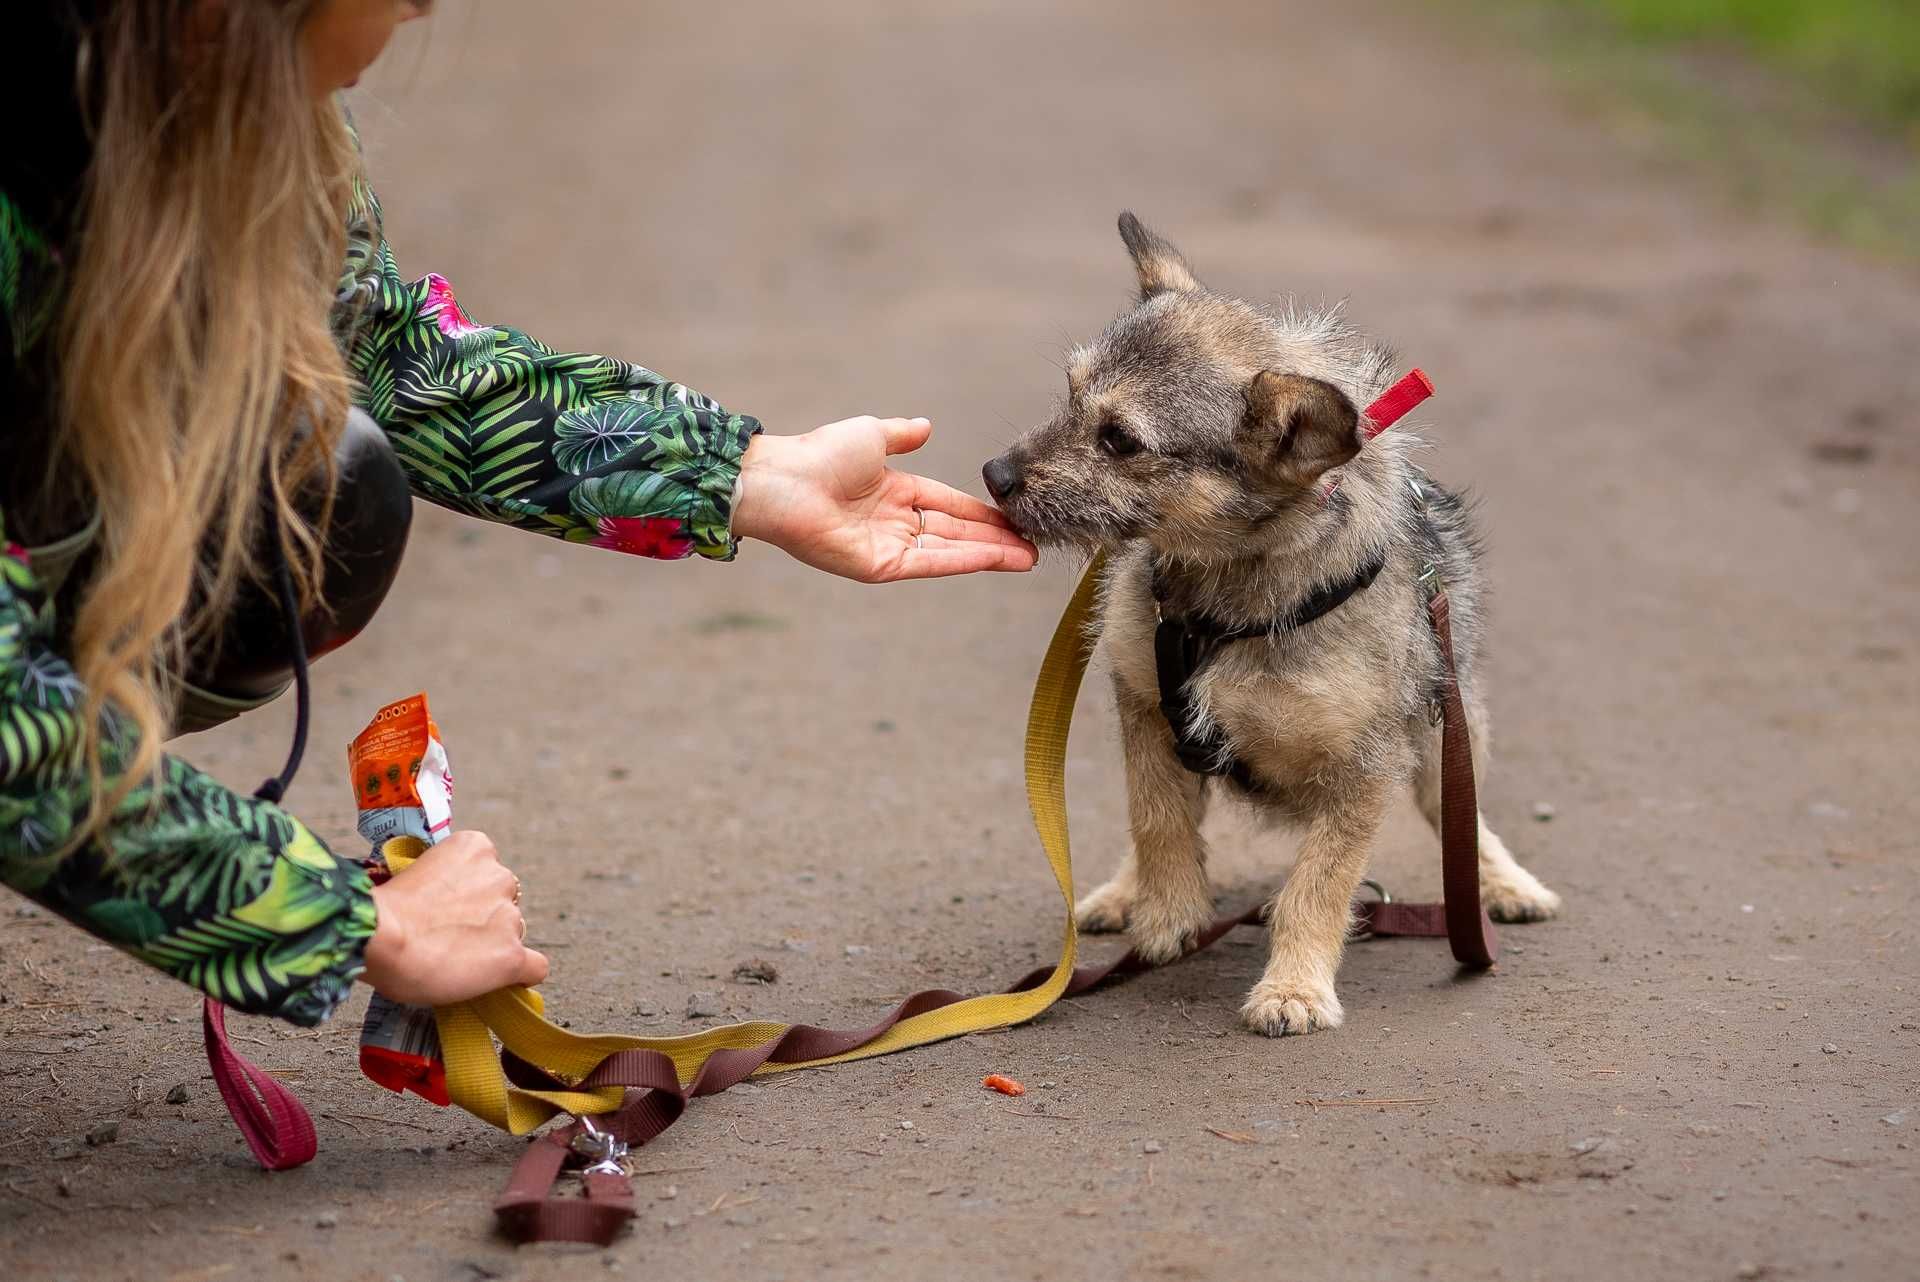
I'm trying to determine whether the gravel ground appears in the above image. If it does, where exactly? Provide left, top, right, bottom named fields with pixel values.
left=3, top=2, right=1916, bottom=1279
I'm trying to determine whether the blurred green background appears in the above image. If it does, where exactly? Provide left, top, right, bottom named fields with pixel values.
left=1475, top=0, right=1920, bottom=256
left=1568, top=0, right=1920, bottom=127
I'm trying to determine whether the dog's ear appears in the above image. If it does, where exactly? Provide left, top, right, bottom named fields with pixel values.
left=1241, top=371, right=1362, bottom=485
left=1118, top=211, right=1199, bottom=299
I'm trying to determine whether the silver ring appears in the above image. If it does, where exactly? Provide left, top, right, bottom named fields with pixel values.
left=915, top=507, right=927, bottom=535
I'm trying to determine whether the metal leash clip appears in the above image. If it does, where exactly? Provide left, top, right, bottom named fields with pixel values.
left=1349, top=879, right=1393, bottom=941
left=568, top=1114, right=630, bottom=1177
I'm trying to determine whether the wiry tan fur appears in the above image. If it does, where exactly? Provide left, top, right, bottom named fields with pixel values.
left=987, top=215, right=1560, bottom=1037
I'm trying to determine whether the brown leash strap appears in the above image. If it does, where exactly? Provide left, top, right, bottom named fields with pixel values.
left=1428, top=589, right=1499, bottom=968
left=495, top=585, right=1495, bottom=1245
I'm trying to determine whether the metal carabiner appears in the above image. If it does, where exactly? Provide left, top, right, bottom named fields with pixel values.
left=569, top=1113, right=630, bottom=1177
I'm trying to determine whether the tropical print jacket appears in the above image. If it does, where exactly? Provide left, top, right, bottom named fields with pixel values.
left=0, top=154, right=761, bottom=1026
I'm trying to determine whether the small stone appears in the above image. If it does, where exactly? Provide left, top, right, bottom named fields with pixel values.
left=873, top=720, right=897, bottom=733
left=1142, top=1141, right=1163, bottom=1154
left=47, top=1136, right=82, bottom=1161
left=1686, top=1123, right=1720, bottom=1137
left=899, top=1121, right=915, bottom=1131
left=1039, top=1081, right=1057, bottom=1090
left=685, top=993, right=721, bottom=1019
left=843, top=945, right=870, bottom=957
left=730, top=959, right=779, bottom=985
left=1531, top=801, right=1556, bottom=822
left=1735, top=1266, right=1763, bottom=1280
left=165, top=1083, right=192, bottom=1106
left=632, top=1002, right=658, bottom=1018
left=663, top=1217, right=686, bottom=1232
left=1822, top=1043, right=1838, bottom=1055
left=1882, top=1110, right=1907, bottom=1127
left=1712, top=1188, right=1729, bottom=1201
left=921, top=1097, right=935, bottom=1108
left=1807, top=802, right=1849, bottom=820
left=84, top=1121, right=119, bottom=1147
left=315, top=1212, right=339, bottom=1229
left=13, top=904, right=41, bottom=918
left=658, top=1185, right=679, bottom=1201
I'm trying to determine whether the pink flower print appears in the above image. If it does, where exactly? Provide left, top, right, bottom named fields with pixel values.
left=590, top=517, right=694, bottom=560
left=418, top=274, right=484, bottom=339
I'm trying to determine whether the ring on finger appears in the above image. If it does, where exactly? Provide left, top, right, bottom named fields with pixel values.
left=511, top=876, right=522, bottom=904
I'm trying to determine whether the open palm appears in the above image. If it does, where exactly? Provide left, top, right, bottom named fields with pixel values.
left=735, top=417, right=1037, bottom=583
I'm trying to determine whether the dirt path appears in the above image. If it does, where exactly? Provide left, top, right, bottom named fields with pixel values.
left=5, top=2, right=1917, bottom=1278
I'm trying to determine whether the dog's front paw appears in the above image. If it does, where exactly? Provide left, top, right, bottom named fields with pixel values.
left=1074, top=877, right=1135, bottom=934
left=1240, top=976, right=1344, bottom=1038
left=1126, top=880, right=1214, bottom=964
left=1483, top=869, right=1563, bottom=924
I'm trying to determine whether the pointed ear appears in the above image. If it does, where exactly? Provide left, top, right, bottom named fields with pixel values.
left=1118, top=211, right=1199, bottom=299
left=1241, top=371, right=1362, bottom=486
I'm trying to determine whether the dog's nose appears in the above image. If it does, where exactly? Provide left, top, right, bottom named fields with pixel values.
left=982, top=454, right=1024, bottom=503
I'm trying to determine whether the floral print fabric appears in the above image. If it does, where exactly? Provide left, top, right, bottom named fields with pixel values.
left=0, top=146, right=761, bottom=1023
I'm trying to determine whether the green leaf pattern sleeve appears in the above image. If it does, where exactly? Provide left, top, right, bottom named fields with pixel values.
left=338, top=181, right=762, bottom=561
left=0, top=522, right=377, bottom=1026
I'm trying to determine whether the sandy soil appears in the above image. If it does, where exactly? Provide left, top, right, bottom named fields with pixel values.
left=4, top=2, right=1917, bottom=1279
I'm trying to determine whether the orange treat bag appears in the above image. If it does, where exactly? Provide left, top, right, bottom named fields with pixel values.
left=351, top=694, right=455, bottom=1106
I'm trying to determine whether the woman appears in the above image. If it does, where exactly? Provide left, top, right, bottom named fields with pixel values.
left=0, top=1, right=1035, bottom=1027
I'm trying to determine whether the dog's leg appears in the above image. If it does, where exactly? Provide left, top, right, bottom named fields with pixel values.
left=1241, top=780, right=1389, bottom=1037
left=1074, top=685, right=1214, bottom=962
left=1412, top=713, right=1561, bottom=923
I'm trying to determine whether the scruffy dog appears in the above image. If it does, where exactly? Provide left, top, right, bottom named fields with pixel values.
left=983, top=215, right=1560, bottom=1036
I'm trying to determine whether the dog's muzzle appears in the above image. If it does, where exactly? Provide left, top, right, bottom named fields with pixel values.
left=982, top=453, right=1024, bottom=503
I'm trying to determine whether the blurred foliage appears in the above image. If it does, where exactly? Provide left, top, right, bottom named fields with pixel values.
left=1560, top=0, right=1920, bottom=128
left=1462, top=0, right=1920, bottom=258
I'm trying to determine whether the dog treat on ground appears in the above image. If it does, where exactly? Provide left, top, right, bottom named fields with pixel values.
left=983, top=1074, right=1026, bottom=1096
left=351, top=693, right=456, bottom=1106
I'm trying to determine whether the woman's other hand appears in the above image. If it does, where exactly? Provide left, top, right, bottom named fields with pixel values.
left=361, top=830, right=548, bottom=1006
left=734, top=417, right=1039, bottom=582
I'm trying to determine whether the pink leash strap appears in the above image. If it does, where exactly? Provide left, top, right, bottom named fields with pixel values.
left=203, top=999, right=318, bottom=1171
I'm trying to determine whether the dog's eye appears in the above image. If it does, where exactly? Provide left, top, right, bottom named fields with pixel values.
left=1098, top=423, right=1142, bottom=458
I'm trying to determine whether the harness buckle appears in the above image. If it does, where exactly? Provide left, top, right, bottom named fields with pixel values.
left=569, top=1114, right=630, bottom=1176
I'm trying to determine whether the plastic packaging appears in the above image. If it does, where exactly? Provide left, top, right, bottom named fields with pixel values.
left=351, top=693, right=454, bottom=1106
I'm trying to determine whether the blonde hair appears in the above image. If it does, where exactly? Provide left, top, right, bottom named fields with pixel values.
left=56, top=0, right=358, bottom=830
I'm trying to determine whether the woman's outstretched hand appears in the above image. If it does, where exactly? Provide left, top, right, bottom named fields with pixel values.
left=734, top=417, right=1038, bottom=582
left=361, top=831, right=549, bottom=1006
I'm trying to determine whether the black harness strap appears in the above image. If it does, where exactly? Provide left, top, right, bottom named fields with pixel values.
left=1152, top=550, right=1388, bottom=786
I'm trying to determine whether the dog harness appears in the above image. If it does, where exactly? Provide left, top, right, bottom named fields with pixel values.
left=1151, top=369, right=1434, bottom=790
left=1152, top=549, right=1389, bottom=789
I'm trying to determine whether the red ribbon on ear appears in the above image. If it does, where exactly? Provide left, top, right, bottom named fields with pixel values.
left=1362, top=367, right=1434, bottom=439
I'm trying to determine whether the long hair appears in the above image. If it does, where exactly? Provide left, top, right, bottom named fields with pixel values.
left=56, top=0, right=358, bottom=834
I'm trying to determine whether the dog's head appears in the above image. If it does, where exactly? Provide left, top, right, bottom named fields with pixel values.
left=985, top=214, right=1389, bottom=559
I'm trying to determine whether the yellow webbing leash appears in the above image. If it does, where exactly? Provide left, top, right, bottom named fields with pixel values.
left=384, top=554, right=1106, bottom=1136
